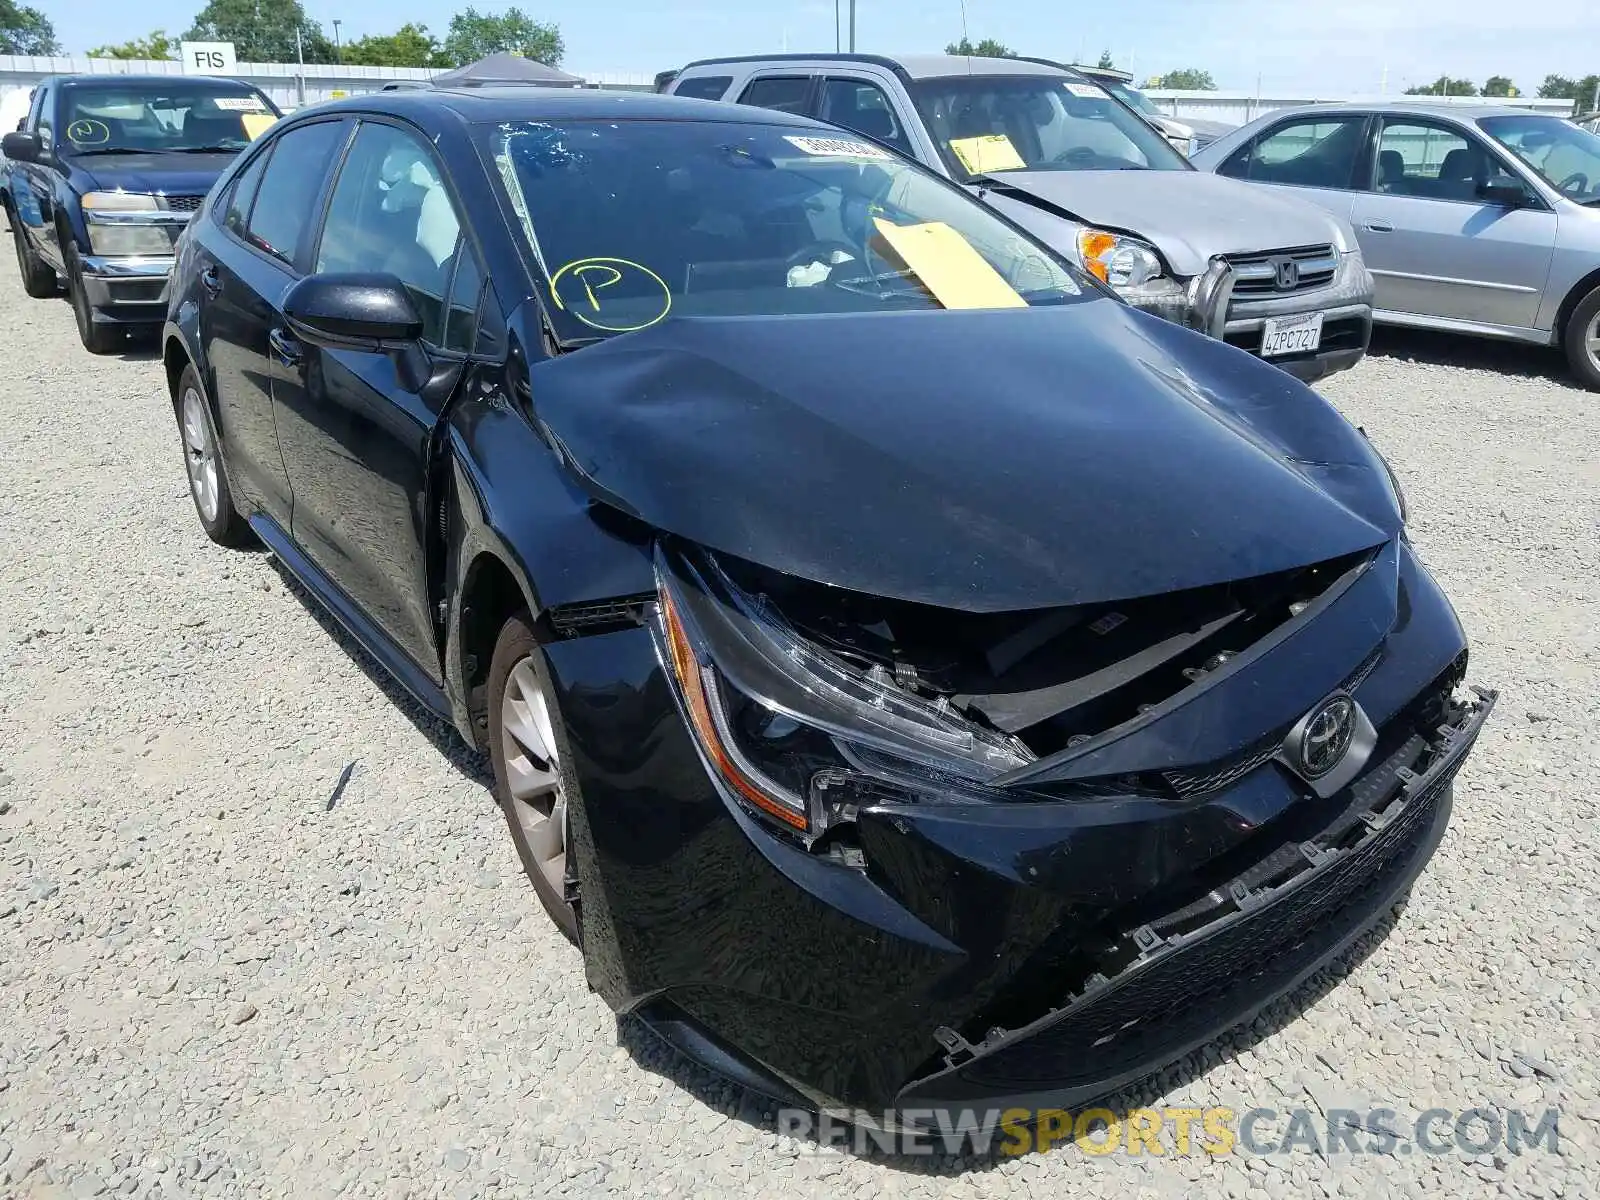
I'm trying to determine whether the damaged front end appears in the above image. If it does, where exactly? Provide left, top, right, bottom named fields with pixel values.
left=542, top=529, right=1492, bottom=1118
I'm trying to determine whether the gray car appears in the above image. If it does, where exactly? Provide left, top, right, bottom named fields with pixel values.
left=666, top=53, right=1374, bottom=382
left=1192, top=102, right=1600, bottom=389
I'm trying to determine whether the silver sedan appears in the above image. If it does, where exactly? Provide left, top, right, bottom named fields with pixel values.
left=1192, top=102, right=1600, bottom=389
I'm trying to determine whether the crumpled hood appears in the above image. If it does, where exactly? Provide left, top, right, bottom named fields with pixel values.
left=69, top=151, right=239, bottom=198
left=530, top=299, right=1399, bottom=612
left=982, top=169, right=1347, bottom=277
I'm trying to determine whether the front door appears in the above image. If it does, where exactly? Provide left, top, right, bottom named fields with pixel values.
left=273, top=119, right=483, bottom=684
left=1350, top=117, right=1557, bottom=329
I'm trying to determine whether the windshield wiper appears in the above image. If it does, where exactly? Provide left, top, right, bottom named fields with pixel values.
left=64, top=147, right=146, bottom=157
left=166, top=145, right=246, bottom=154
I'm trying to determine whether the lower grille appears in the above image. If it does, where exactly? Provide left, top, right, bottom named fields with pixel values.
left=956, top=765, right=1452, bottom=1090
left=160, top=195, right=205, bottom=213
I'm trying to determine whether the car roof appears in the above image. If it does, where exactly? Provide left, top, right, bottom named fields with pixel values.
left=305, top=86, right=831, bottom=127
left=51, top=74, right=263, bottom=90
left=1265, top=99, right=1557, bottom=122
left=675, top=52, right=1072, bottom=82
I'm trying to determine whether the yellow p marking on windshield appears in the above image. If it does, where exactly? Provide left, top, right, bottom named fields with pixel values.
left=549, top=257, right=673, bottom=333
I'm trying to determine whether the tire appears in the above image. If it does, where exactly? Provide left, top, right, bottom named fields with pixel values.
left=174, top=363, right=253, bottom=547
left=65, top=244, right=121, bottom=355
left=10, top=205, right=58, bottom=299
left=487, top=612, right=581, bottom=943
left=1564, top=285, right=1600, bottom=392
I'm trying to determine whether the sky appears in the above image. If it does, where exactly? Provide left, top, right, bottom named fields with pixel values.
left=41, top=0, right=1600, bottom=96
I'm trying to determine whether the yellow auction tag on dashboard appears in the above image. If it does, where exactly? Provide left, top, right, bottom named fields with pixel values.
left=871, top=218, right=1026, bottom=310
left=241, top=113, right=278, bottom=140
left=948, top=134, right=1026, bottom=174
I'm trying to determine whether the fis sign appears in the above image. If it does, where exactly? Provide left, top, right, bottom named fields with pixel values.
left=181, top=41, right=238, bottom=76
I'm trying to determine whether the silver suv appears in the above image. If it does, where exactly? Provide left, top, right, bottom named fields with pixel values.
left=666, top=53, right=1375, bottom=382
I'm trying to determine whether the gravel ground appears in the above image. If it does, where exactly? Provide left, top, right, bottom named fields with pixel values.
left=1, top=263, right=1597, bottom=1200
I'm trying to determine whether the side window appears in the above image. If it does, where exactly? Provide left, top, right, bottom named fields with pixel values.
left=674, top=75, right=733, bottom=102
left=245, top=120, right=347, bottom=267
left=443, top=247, right=484, bottom=353
left=33, top=86, right=52, bottom=147
left=736, top=76, right=813, bottom=115
left=1374, top=120, right=1484, bottom=201
left=818, top=77, right=911, bottom=153
left=315, top=122, right=464, bottom=347
left=1228, top=116, right=1368, bottom=190
left=223, top=148, right=270, bottom=239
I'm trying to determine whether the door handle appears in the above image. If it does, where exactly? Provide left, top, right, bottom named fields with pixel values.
left=268, top=326, right=302, bottom=366
left=1364, top=220, right=1394, bottom=233
left=200, top=265, right=223, bottom=296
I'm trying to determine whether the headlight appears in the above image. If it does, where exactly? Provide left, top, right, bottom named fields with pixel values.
left=86, top=223, right=174, bottom=256
left=1077, top=229, right=1166, bottom=287
left=82, top=190, right=159, bottom=214
left=82, top=191, right=173, bottom=257
left=654, top=546, right=1034, bottom=839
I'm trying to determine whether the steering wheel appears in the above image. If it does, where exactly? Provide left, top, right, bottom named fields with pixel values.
left=1556, top=171, right=1589, bottom=197
left=1051, top=146, right=1100, bottom=167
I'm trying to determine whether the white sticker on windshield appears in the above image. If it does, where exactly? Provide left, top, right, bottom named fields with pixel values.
left=1062, top=82, right=1107, bottom=100
left=214, top=96, right=267, bottom=112
left=783, top=134, right=894, bottom=161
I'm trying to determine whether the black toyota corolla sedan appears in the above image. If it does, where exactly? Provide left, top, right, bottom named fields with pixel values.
left=162, top=88, right=1493, bottom=1124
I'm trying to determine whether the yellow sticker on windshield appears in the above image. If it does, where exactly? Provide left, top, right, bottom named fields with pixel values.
left=241, top=113, right=278, bottom=141
left=948, top=134, right=1026, bottom=174
left=870, top=218, right=1026, bottom=311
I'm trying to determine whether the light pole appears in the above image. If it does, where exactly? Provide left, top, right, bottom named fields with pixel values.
left=834, top=1, right=840, bottom=52
left=849, top=0, right=856, bottom=52
left=332, top=19, right=342, bottom=63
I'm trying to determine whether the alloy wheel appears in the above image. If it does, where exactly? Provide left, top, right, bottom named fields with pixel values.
left=181, top=388, right=220, bottom=524
left=500, top=657, right=568, bottom=899
left=1586, top=311, right=1600, bottom=376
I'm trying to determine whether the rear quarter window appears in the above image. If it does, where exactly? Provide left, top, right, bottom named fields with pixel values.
left=673, top=76, right=733, bottom=102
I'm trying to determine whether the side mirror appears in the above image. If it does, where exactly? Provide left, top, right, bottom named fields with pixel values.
left=2, top=130, right=42, bottom=163
left=281, top=273, right=424, bottom=349
left=1477, top=177, right=1530, bottom=207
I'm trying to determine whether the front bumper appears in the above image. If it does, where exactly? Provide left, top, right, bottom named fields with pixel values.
left=79, top=255, right=174, bottom=323
left=546, top=540, right=1488, bottom=1119
left=1129, top=250, right=1375, bottom=383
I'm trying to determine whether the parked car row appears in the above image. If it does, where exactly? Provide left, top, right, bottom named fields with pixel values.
left=0, top=71, right=1496, bottom=1130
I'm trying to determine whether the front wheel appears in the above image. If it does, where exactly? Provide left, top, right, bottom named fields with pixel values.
left=1564, top=286, right=1600, bottom=392
left=10, top=208, right=57, bottom=298
left=488, top=612, right=581, bottom=943
left=65, top=245, right=121, bottom=355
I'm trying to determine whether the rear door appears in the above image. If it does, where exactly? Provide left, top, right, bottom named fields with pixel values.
left=1215, top=112, right=1369, bottom=226
left=272, top=118, right=484, bottom=685
left=1349, top=116, right=1557, bottom=329
left=734, top=73, right=819, bottom=116
left=198, top=118, right=350, bottom=524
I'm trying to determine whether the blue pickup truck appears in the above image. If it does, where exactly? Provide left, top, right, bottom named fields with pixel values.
left=1, top=74, right=279, bottom=353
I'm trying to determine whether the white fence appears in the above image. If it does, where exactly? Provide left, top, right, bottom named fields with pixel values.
left=0, top=57, right=1581, bottom=119
left=1144, top=89, right=1575, bottom=127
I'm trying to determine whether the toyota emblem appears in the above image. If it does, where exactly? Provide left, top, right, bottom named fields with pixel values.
left=1274, top=258, right=1300, bottom=291
left=1298, top=694, right=1356, bottom=779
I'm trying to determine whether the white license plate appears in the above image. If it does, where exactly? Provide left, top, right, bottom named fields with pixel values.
left=1260, top=312, right=1324, bottom=358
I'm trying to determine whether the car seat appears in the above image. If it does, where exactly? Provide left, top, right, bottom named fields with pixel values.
left=1378, top=148, right=1406, bottom=192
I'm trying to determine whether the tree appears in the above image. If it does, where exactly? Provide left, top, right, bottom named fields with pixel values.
left=1403, top=76, right=1478, bottom=96
left=441, top=7, right=563, bottom=67
left=1482, top=75, right=1517, bottom=98
left=89, top=30, right=179, bottom=60
left=1537, top=73, right=1599, bottom=105
left=1096, top=49, right=1116, bottom=70
left=1151, top=68, right=1217, bottom=90
left=0, top=0, right=61, bottom=55
left=945, top=36, right=1015, bottom=59
left=185, top=0, right=335, bottom=64
left=341, top=23, right=445, bottom=68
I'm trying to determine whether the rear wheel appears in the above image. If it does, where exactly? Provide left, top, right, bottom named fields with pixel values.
left=10, top=205, right=57, bottom=298
left=487, top=612, right=580, bottom=943
left=65, top=244, right=121, bottom=355
left=1564, top=286, right=1600, bottom=391
left=175, top=364, right=252, bottom=547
